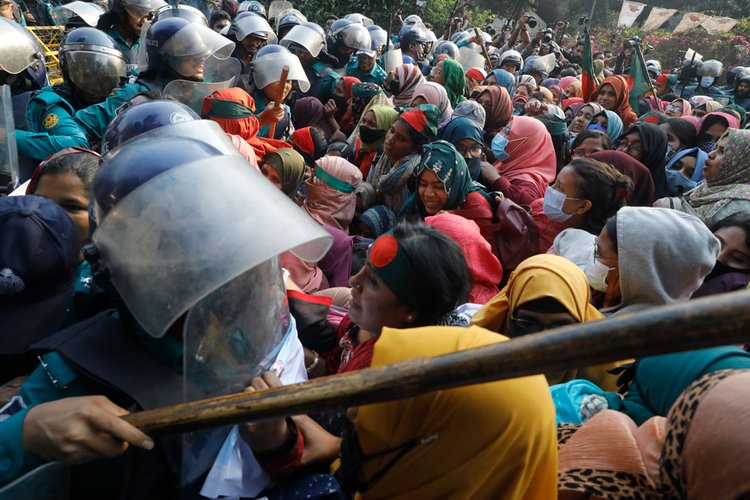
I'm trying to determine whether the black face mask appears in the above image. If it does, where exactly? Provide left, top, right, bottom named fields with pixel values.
left=465, top=156, right=482, bottom=180
left=359, top=126, right=387, bottom=144
left=705, top=260, right=750, bottom=282
left=335, top=417, right=438, bottom=493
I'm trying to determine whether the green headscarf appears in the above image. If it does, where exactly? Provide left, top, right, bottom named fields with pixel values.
left=264, top=148, right=305, bottom=198
left=399, top=140, right=490, bottom=217
left=724, top=104, right=747, bottom=128
left=442, top=58, right=467, bottom=108
left=360, top=104, right=399, bottom=152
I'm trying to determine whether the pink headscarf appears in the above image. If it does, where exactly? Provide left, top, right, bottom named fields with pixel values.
left=493, top=116, right=557, bottom=195
left=304, top=156, right=363, bottom=232
left=699, top=111, right=741, bottom=132
left=668, top=98, right=692, bottom=117
left=559, top=76, right=579, bottom=93
left=425, top=213, right=503, bottom=304
left=410, top=81, right=453, bottom=128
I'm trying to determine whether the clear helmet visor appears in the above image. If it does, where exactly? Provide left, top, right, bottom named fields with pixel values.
left=0, top=17, right=44, bottom=75
left=163, top=55, right=242, bottom=112
left=0, top=85, right=19, bottom=188
left=154, top=4, right=208, bottom=26
left=92, top=154, right=332, bottom=338
left=252, top=50, right=310, bottom=92
left=161, top=22, right=234, bottom=63
left=234, top=15, right=277, bottom=44
left=267, top=0, right=292, bottom=21
left=181, top=255, right=290, bottom=485
left=64, top=48, right=127, bottom=99
left=381, top=49, right=403, bottom=73
left=121, top=0, right=167, bottom=20
left=280, top=24, right=324, bottom=57
left=458, top=46, right=485, bottom=72
left=51, top=1, right=106, bottom=27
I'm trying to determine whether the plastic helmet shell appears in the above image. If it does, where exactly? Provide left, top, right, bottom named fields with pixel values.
left=499, top=49, right=523, bottom=70
left=280, top=24, right=325, bottom=58
left=231, top=12, right=276, bottom=43
left=403, top=14, right=422, bottom=26
left=433, top=40, right=459, bottom=59
left=251, top=44, right=310, bottom=92
left=238, top=0, right=266, bottom=18
left=60, top=27, right=126, bottom=100
left=153, top=4, right=208, bottom=26
left=698, top=60, right=723, bottom=78
left=335, top=22, right=371, bottom=52
left=101, top=99, right=200, bottom=155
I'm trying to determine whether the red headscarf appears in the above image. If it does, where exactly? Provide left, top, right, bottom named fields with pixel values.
left=202, top=87, right=288, bottom=161
left=425, top=213, right=503, bottom=304
left=590, top=76, right=638, bottom=128
left=493, top=116, right=556, bottom=196
left=591, top=150, right=656, bottom=207
left=290, top=127, right=316, bottom=158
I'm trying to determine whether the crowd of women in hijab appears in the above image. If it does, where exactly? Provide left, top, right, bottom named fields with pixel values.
left=1, top=0, right=750, bottom=498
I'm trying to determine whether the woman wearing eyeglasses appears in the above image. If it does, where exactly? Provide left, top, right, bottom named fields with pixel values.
left=615, top=122, right=670, bottom=198
left=471, top=254, right=622, bottom=390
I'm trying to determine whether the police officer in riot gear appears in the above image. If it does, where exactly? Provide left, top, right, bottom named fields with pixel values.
left=95, top=0, right=167, bottom=73
left=226, top=11, right=276, bottom=75
left=0, top=103, right=331, bottom=497
left=14, top=27, right=127, bottom=182
left=0, top=17, right=48, bottom=95
left=75, top=16, right=236, bottom=143
left=346, top=24, right=388, bottom=86
left=683, top=59, right=726, bottom=99
left=280, top=21, right=338, bottom=100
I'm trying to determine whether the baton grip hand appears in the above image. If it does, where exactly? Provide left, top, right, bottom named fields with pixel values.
left=22, top=396, right=154, bottom=465
left=239, top=372, right=291, bottom=454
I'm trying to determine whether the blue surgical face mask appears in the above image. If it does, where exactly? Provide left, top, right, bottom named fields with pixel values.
left=665, top=168, right=698, bottom=196
left=543, top=186, right=574, bottom=222
left=491, top=133, right=510, bottom=161
left=587, top=123, right=607, bottom=134
left=665, top=145, right=675, bottom=159
left=700, top=76, right=714, bottom=88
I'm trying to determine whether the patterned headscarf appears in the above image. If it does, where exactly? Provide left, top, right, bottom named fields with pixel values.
left=400, top=140, right=489, bottom=216
left=387, top=64, right=425, bottom=108
left=358, top=205, right=396, bottom=237
left=686, top=128, right=750, bottom=223
left=452, top=100, right=486, bottom=129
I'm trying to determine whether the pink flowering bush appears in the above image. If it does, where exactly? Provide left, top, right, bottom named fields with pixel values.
left=591, top=24, right=750, bottom=70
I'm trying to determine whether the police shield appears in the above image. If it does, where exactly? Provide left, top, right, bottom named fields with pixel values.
left=163, top=56, right=242, bottom=113
left=0, top=85, right=19, bottom=193
left=382, top=49, right=403, bottom=74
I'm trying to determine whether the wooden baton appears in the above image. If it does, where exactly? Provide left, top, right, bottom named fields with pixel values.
left=123, top=290, right=750, bottom=436
left=267, top=64, right=290, bottom=139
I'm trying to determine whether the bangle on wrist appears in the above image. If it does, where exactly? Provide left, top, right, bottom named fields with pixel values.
left=306, top=350, right=320, bottom=374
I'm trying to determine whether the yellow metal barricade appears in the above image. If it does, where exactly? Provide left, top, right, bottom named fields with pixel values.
left=27, top=26, right=66, bottom=85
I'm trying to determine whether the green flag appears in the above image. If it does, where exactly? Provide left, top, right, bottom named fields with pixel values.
left=628, top=50, right=650, bottom=112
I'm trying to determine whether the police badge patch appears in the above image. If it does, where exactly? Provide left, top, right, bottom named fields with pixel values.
left=43, top=113, right=59, bottom=129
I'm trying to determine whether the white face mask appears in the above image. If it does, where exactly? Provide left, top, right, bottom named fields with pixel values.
left=584, top=258, right=615, bottom=292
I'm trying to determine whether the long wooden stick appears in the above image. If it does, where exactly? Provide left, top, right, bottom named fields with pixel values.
left=267, top=65, right=290, bottom=139
left=474, top=28, right=492, bottom=73
left=124, top=290, right=750, bottom=436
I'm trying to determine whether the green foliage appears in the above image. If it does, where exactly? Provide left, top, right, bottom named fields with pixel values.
left=591, top=25, right=750, bottom=69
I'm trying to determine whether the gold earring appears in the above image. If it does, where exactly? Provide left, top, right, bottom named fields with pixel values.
left=407, top=314, right=415, bottom=322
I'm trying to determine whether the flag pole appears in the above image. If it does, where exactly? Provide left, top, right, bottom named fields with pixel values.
left=633, top=39, right=659, bottom=104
